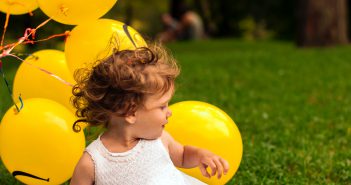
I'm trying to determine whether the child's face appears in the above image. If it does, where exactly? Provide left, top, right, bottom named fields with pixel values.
left=133, top=87, right=174, bottom=140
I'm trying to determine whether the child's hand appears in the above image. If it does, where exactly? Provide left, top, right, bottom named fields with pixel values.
left=197, top=149, right=229, bottom=179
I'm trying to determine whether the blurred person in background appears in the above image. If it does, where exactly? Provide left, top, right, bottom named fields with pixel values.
left=158, top=0, right=205, bottom=43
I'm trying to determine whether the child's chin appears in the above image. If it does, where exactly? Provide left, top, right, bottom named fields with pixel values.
left=143, top=133, right=162, bottom=140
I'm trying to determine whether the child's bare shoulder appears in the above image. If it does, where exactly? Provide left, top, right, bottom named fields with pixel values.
left=70, top=152, right=94, bottom=185
left=160, top=130, right=174, bottom=149
left=79, top=152, right=94, bottom=169
left=160, top=130, right=185, bottom=167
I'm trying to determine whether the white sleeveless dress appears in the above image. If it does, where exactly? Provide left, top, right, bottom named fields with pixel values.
left=85, top=135, right=207, bottom=185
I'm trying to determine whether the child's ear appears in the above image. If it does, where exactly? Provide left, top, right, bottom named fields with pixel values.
left=125, top=112, right=137, bottom=124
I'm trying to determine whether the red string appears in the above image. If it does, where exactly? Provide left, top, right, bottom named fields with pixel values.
left=0, top=7, right=72, bottom=112
left=0, top=18, right=73, bottom=87
left=6, top=53, right=74, bottom=87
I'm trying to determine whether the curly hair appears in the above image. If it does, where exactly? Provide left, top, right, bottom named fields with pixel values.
left=71, top=43, right=180, bottom=131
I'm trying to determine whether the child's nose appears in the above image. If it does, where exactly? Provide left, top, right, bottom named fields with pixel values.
left=166, top=109, right=172, bottom=118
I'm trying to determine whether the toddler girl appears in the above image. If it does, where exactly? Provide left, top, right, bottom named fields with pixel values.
left=69, top=43, right=229, bottom=185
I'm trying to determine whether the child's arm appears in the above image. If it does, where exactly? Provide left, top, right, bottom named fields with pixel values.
left=70, top=152, right=94, bottom=185
left=161, top=131, right=230, bottom=179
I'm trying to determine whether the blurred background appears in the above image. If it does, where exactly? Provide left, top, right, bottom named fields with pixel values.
left=1, top=0, right=351, bottom=47
left=1, top=0, right=351, bottom=184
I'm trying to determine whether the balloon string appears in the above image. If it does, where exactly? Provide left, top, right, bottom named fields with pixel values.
left=26, top=31, right=70, bottom=44
left=0, top=16, right=70, bottom=113
left=1, top=12, right=10, bottom=47
left=0, top=60, right=23, bottom=112
left=0, top=18, right=52, bottom=56
left=3, top=31, right=69, bottom=47
left=1, top=2, right=36, bottom=48
left=34, top=18, right=52, bottom=31
left=6, top=54, right=74, bottom=87
left=0, top=18, right=68, bottom=54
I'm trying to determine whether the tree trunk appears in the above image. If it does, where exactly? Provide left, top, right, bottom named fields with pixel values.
left=194, top=0, right=217, bottom=36
left=297, top=0, right=348, bottom=47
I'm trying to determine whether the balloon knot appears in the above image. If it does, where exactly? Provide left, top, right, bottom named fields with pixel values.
left=64, top=31, right=70, bottom=42
left=13, top=107, right=19, bottom=114
left=59, top=4, right=69, bottom=16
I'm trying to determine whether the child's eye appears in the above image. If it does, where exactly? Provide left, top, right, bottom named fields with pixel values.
left=160, top=105, right=167, bottom=110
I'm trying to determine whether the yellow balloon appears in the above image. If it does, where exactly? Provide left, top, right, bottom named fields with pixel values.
left=37, top=0, right=117, bottom=25
left=0, top=0, right=38, bottom=15
left=65, top=19, right=147, bottom=73
left=166, top=101, right=243, bottom=185
left=0, top=98, right=85, bottom=185
left=13, top=49, right=75, bottom=112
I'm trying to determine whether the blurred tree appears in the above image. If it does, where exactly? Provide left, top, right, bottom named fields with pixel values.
left=6, top=0, right=343, bottom=43
left=190, top=0, right=295, bottom=39
left=297, top=0, right=348, bottom=46
left=193, top=0, right=216, bottom=35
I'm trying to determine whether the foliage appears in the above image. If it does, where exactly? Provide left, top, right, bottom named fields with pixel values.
left=238, top=16, right=275, bottom=41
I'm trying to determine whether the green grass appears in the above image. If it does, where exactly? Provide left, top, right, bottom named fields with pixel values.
left=1, top=39, right=351, bottom=184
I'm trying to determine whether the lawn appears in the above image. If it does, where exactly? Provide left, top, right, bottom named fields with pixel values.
left=1, top=39, right=350, bottom=184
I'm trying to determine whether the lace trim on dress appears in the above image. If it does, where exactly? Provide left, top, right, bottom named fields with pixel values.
left=96, top=135, right=146, bottom=163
